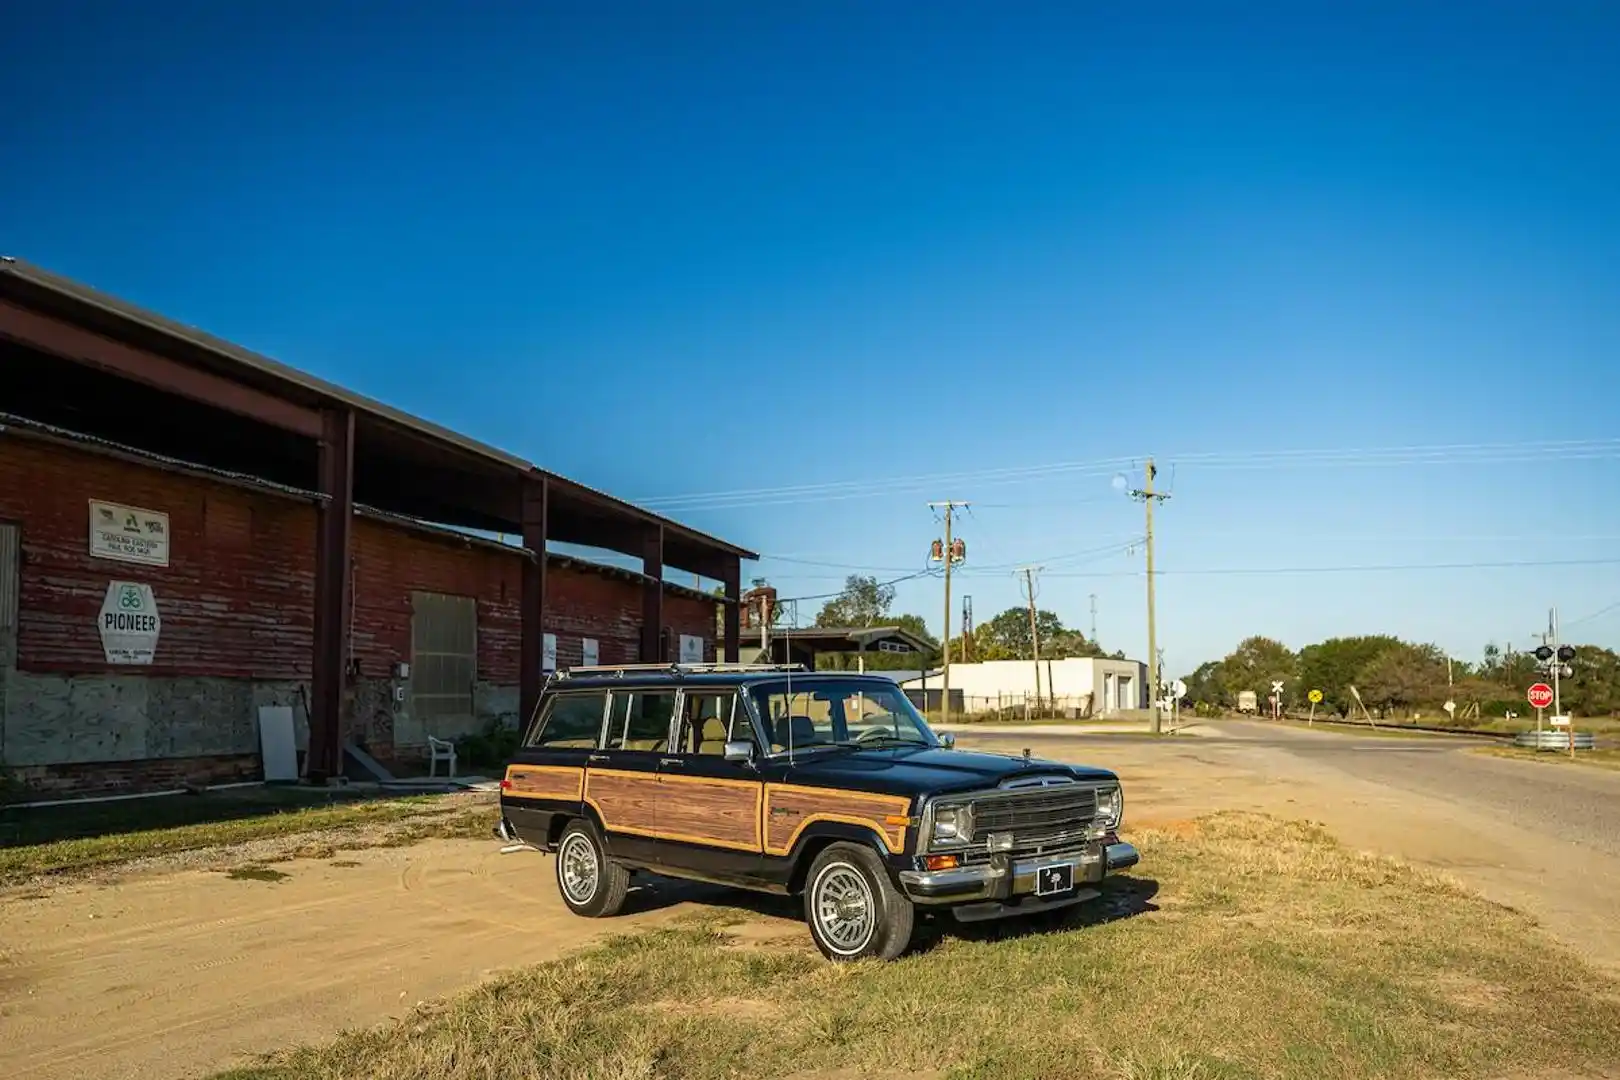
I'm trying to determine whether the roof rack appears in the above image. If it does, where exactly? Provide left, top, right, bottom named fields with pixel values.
left=555, top=662, right=807, bottom=679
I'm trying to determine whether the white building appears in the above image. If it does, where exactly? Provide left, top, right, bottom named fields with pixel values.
left=898, top=656, right=1148, bottom=717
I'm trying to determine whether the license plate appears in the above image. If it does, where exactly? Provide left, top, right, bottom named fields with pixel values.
left=1033, top=861, right=1075, bottom=896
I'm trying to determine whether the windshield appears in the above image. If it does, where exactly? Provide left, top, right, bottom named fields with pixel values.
left=749, top=679, right=937, bottom=753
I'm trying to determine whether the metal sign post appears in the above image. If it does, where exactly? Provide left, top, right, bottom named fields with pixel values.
left=1270, top=681, right=1285, bottom=721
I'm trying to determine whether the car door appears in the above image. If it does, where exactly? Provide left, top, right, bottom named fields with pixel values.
left=583, top=686, right=678, bottom=867
left=654, top=689, right=765, bottom=881
left=502, top=689, right=607, bottom=845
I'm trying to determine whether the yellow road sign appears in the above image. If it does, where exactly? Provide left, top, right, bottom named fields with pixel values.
left=1308, top=689, right=1323, bottom=704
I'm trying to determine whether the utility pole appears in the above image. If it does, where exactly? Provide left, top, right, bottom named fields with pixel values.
left=928, top=502, right=968, bottom=726
left=961, top=595, right=974, bottom=662
left=1017, top=566, right=1044, bottom=715
left=1550, top=607, right=1562, bottom=719
left=1089, top=593, right=1098, bottom=645
left=1125, top=460, right=1171, bottom=733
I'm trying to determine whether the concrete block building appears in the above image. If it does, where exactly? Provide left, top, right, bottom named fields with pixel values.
left=0, top=258, right=753, bottom=798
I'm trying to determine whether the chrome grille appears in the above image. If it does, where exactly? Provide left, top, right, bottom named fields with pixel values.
left=971, top=785, right=1098, bottom=844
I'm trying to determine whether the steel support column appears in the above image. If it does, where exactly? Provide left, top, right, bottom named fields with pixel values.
left=641, top=526, right=664, bottom=662
left=310, top=408, right=355, bottom=782
left=722, top=554, right=741, bottom=663
left=519, top=478, right=550, bottom=724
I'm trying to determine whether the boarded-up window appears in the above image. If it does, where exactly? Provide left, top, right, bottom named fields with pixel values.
left=410, top=591, right=477, bottom=733
left=0, top=524, right=18, bottom=667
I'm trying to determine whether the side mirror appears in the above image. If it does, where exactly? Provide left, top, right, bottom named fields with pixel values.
left=938, top=732, right=956, bottom=750
left=723, top=740, right=755, bottom=763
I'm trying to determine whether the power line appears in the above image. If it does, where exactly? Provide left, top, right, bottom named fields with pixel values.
left=1038, top=556, right=1620, bottom=578
left=1563, top=598, right=1620, bottom=629
left=771, top=567, right=939, bottom=606
left=637, top=437, right=1620, bottom=512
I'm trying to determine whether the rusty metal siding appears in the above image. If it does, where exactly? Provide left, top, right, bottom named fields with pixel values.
left=0, top=435, right=716, bottom=681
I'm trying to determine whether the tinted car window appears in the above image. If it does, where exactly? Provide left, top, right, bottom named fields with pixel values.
left=527, top=692, right=607, bottom=748
left=608, top=691, right=677, bottom=752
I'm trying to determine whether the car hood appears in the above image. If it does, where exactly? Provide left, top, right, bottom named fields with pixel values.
left=779, top=745, right=1117, bottom=800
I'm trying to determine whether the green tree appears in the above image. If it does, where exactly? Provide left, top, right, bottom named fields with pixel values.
left=1297, top=635, right=1403, bottom=716
left=1359, top=642, right=1448, bottom=713
left=968, top=607, right=1103, bottom=661
left=814, top=575, right=896, bottom=629
left=1218, top=636, right=1300, bottom=700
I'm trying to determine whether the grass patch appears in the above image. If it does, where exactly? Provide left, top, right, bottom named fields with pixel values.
left=225, top=865, right=290, bottom=883
left=1472, top=745, right=1620, bottom=772
left=0, top=792, right=492, bottom=885
left=215, top=813, right=1620, bottom=1080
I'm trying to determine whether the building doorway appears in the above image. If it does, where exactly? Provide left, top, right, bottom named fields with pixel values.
left=407, top=591, right=477, bottom=748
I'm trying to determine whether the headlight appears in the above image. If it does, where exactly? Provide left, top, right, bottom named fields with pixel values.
left=931, top=803, right=974, bottom=845
left=1095, top=785, right=1123, bottom=828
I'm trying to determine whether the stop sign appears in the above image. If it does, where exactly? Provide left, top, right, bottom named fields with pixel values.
left=1527, top=683, right=1554, bottom=710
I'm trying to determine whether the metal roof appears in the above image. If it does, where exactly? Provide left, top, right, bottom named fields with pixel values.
left=0, top=256, right=756, bottom=562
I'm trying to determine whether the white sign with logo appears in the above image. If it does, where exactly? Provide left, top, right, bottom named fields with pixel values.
left=542, top=632, right=557, bottom=673
left=99, top=581, right=161, bottom=664
left=678, top=633, right=704, bottom=664
left=89, top=501, right=170, bottom=567
left=581, top=637, right=599, bottom=667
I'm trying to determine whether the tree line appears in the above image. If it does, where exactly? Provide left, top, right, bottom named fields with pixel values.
left=1182, top=634, right=1620, bottom=719
left=759, top=574, right=1122, bottom=671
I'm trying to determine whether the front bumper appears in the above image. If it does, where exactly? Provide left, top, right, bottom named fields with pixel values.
left=897, top=841, right=1139, bottom=907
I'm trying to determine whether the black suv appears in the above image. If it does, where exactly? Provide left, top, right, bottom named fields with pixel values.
left=497, top=663, right=1138, bottom=961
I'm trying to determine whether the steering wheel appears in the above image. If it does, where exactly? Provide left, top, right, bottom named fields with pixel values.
left=853, top=725, right=895, bottom=743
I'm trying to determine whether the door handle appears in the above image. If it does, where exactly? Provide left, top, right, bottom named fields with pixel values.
left=659, top=757, right=684, bottom=767
left=587, top=753, right=609, bottom=763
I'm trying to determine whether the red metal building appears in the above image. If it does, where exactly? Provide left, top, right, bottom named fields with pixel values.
left=0, top=258, right=752, bottom=797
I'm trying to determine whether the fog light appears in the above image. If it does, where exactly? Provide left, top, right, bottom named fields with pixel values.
left=923, top=854, right=960, bottom=871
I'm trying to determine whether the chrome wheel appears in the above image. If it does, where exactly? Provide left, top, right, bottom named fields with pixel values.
left=812, top=862, right=875, bottom=956
left=558, top=832, right=600, bottom=905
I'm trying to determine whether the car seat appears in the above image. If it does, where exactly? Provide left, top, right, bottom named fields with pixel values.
left=772, top=714, right=817, bottom=750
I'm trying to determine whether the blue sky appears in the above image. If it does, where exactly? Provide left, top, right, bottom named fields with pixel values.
left=5, top=2, right=1618, bottom=674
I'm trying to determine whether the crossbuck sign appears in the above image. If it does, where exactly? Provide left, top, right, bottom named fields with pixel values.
left=1271, top=681, right=1285, bottom=694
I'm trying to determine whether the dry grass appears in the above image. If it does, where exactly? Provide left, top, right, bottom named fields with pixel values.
left=1472, top=745, right=1620, bottom=772
left=0, top=792, right=494, bottom=885
left=216, top=813, right=1620, bottom=1080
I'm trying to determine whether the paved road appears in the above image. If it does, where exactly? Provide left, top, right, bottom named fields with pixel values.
left=968, top=722, right=1620, bottom=857
left=958, top=720, right=1620, bottom=970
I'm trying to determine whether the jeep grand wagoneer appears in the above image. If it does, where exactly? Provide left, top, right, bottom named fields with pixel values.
left=496, top=663, right=1138, bottom=961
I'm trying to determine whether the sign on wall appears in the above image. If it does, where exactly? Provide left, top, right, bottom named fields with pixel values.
left=678, top=634, right=704, bottom=664
left=582, top=637, right=599, bottom=667
left=542, top=632, right=557, bottom=673
left=89, top=501, right=170, bottom=567
left=99, top=581, right=161, bottom=664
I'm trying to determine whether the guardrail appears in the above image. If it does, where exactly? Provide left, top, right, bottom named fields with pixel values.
left=1512, top=730, right=1598, bottom=751
left=1269, top=714, right=1516, bottom=740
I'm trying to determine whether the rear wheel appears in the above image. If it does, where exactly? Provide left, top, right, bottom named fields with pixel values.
left=803, top=842, right=914, bottom=961
left=554, top=820, right=630, bottom=917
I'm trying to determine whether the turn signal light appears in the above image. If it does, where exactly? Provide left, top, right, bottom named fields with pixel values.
left=499, top=779, right=512, bottom=790
left=922, top=854, right=960, bottom=871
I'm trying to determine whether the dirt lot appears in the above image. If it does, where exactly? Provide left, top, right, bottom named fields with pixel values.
left=3, top=723, right=1618, bottom=1079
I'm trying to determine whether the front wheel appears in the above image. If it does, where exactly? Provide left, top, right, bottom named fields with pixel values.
left=554, top=820, right=630, bottom=917
left=803, top=842, right=915, bottom=961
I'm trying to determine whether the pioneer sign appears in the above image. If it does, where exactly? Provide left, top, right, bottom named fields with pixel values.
left=99, top=581, right=161, bottom=664
left=89, top=500, right=171, bottom=567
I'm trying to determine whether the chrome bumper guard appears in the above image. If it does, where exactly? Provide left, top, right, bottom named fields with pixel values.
left=897, top=841, right=1140, bottom=906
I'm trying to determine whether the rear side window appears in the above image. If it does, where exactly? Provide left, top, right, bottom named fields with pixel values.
left=527, top=693, right=608, bottom=748
left=607, top=691, right=677, bottom=752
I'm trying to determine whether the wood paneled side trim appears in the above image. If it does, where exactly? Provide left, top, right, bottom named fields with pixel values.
left=584, top=768, right=764, bottom=852
left=504, top=764, right=584, bottom=801
left=763, top=783, right=913, bottom=856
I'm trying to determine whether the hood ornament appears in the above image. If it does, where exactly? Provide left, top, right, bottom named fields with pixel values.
left=1022, top=747, right=1031, bottom=763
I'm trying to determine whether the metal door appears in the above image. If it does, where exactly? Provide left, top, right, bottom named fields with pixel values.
left=408, top=591, right=478, bottom=745
left=0, top=525, right=18, bottom=765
